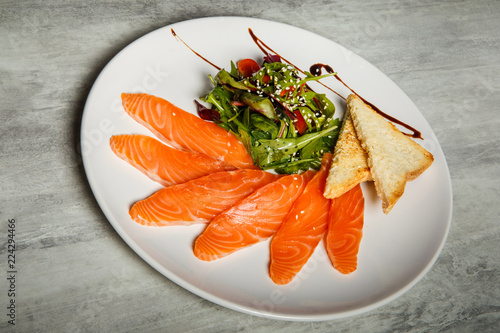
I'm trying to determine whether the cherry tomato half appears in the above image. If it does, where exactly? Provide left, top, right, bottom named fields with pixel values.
left=238, top=58, right=260, bottom=78
left=293, top=110, right=308, bottom=135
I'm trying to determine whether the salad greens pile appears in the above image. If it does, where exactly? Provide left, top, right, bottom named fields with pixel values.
left=197, top=55, right=340, bottom=174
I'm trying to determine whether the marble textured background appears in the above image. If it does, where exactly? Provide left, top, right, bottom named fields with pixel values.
left=1, top=0, right=499, bottom=332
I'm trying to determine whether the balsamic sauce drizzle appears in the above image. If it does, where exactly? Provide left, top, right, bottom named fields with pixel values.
left=309, top=64, right=422, bottom=139
left=172, top=28, right=422, bottom=139
left=171, top=29, right=221, bottom=71
left=248, top=29, right=422, bottom=139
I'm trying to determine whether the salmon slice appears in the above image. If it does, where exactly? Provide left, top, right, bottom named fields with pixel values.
left=121, top=93, right=256, bottom=169
left=325, top=184, right=365, bottom=275
left=269, top=153, right=333, bottom=285
left=194, top=171, right=315, bottom=261
left=129, top=169, right=280, bottom=226
left=110, top=134, right=236, bottom=186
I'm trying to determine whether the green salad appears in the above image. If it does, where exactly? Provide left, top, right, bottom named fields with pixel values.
left=197, top=55, right=340, bottom=174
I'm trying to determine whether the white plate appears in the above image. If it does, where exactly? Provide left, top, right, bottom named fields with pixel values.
left=81, top=17, right=452, bottom=321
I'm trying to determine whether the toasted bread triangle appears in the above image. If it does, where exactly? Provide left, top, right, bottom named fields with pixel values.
left=347, top=94, right=434, bottom=214
left=324, top=109, right=371, bottom=199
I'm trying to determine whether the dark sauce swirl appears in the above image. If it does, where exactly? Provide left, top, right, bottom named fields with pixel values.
left=309, top=63, right=422, bottom=139
left=171, top=29, right=221, bottom=71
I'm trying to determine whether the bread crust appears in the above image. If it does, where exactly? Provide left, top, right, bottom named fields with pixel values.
left=324, top=109, right=371, bottom=199
left=347, top=94, right=434, bottom=214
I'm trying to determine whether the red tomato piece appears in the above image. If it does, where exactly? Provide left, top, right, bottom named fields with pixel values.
left=293, top=110, right=308, bottom=135
left=280, top=85, right=296, bottom=98
left=238, top=59, right=260, bottom=78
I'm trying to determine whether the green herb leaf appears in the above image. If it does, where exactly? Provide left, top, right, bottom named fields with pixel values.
left=215, top=69, right=249, bottom=90
left=252, top=125, right=338, bottom=170
left=239, top=92, right=276, bottom=120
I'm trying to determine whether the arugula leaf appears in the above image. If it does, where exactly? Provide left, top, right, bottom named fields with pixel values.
left=250, top=113, right=279, bottom=139
left=215, top=69, right=249, bottom=90
left=229, top=61, right=239, bottom=77
left=252, top=125, right=338, bottom=171
left=238, top=92, right=276, bottom=120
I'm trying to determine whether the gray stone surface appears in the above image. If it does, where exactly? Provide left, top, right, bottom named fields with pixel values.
left=1, top=0, right=499, bottom=332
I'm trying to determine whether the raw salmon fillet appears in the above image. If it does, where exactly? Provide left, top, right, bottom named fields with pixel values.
left=121, top=93, right=256, bottom=169
left=194, top=171, right=315, bottom=261
left=325, top=184, right=365, bottom=274
left=269, top=153, right=333, bottom=285
left=130, top=169, right=280, bottom=226
left=110, top=134, right=236, bottom=186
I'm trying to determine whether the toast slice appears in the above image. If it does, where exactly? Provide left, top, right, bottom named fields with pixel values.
left=347, top=94, right=434, bottom=214
left=324, top=109, right=371, bottom=199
